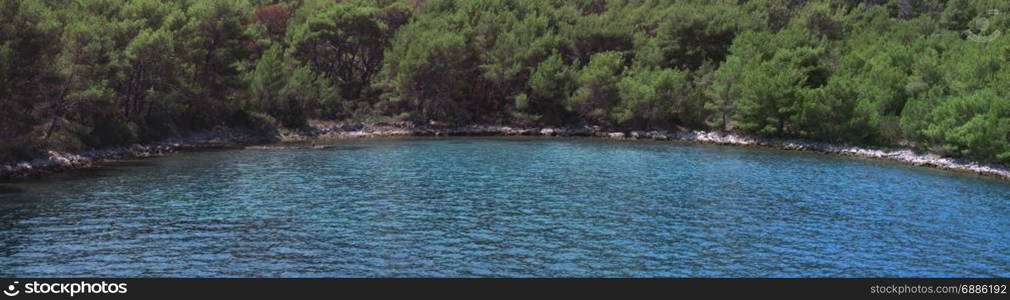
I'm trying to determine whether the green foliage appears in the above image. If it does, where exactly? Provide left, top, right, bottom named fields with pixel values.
left=724, top=27, right=826, bottom=136
left=942, top=0, right=977, bottom=31
left=923, top=89, right=1010, bottom=162
left=613, top=67, right=689, bottom=129
left=570, top=51, right=624, bottom=126
left=380, top=16, right=472, bottom=123
left=290, top=1, right=391, bottom=104
left=654, top=1, right=754, bottom=70
left=149, top=0, right=250, bottom=130
left=4, top=0, right=1010, bottom=166
left=122, top=28, right=180, bottom=120
left=703, top=56, right=741, bottom=131
left=0, top=0, right=62, bottom=160
left=249, top=44, right=289, bottom=122
left=526, top=51, right=578, bottom=124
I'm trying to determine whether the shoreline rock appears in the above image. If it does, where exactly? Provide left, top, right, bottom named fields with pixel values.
left=660, top=130, right=1010, bottom=181
left=0, top=128, right=273, bottom=180
left=4, top=123, right=1010, bottom=182
left=294, top=124, right=1010, bottom=181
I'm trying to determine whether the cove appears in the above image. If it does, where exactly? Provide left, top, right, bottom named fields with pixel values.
left=1, top=137, right=1009, bottom=277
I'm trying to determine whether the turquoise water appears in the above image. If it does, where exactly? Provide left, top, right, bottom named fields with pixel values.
left=1, top=137, right=1009, bottom=277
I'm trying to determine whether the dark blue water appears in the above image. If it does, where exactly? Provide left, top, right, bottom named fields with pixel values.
left=1, top=137, right=1009, bottom=277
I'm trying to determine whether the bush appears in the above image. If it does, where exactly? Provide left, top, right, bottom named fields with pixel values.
left=89, top=118, right=139, bottom=147
left=230, top=111, right=280, bottom=135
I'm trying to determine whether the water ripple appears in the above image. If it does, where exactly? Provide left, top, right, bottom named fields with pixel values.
left=1, top=137, right=1009, bottom=277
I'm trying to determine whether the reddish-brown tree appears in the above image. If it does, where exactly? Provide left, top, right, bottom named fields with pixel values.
left=253, top=3, right=289, bottom=41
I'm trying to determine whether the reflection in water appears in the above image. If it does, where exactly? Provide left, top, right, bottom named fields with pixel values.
left=0, top=185, right=24, bottom=194
left=1, top=137, right=1009, bottom=277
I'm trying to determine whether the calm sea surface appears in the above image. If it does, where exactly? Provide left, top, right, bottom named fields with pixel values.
left=1, top=137, right=1008, bottom=277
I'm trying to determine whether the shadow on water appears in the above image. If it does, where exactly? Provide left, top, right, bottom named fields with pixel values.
left=102, top=160, right=159, bottom=168
left=252, top=144, right=370, bottom=151
left=0, top=162, right=134, bottom=185
left=41, top=167, right=121, bottom=182
left=0, top=185, right=24, bottom=194
left=317, top=145, right=369, bottom=151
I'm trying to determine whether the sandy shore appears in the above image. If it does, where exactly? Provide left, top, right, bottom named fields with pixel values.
left=4, top=123, right=1010, bottom=181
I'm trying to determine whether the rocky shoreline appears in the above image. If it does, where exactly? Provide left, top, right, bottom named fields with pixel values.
left=0, top=128, right=274, bottom=180
left=280, top=123, right=1010, bottom=181
left=4, top=123, right=1010, bottom=181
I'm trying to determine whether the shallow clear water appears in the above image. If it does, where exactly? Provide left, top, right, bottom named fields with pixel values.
left=1, top=137, right=1009, bottom=277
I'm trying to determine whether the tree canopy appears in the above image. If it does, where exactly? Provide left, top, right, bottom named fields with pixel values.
left=3, top=0, right=1010, bottom=165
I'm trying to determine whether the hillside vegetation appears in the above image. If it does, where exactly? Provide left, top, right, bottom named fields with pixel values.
left=2, top=0, right=1010, bottom=164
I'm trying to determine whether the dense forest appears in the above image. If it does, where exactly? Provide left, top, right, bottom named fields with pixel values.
left=2, top=0, right=1009, bottom=164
